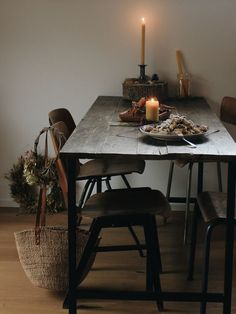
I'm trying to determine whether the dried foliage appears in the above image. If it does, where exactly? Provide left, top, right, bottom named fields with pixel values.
left=6, top=151, right=65, bottom=214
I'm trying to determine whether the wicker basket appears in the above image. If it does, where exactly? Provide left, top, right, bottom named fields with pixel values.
left=14, top=127, right=98, bottom=291
left=14, top=226, right=97, bottom=291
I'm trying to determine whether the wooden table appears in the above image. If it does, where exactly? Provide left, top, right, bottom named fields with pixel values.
left=60, top=96, right=236, bottom=314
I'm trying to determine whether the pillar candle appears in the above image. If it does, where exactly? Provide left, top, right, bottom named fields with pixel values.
left=141, top=18, right=145, bottom=65
left=146, top=98, right=159, bottom=122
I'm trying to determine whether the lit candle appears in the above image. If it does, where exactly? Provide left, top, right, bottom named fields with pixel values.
left=141, top=17, right=145, bottom=65
left=146, top=98, right=159, bottom=122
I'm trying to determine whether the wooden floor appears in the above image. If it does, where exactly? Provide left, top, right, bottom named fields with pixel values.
left=0, top=208, right=235, bottom=314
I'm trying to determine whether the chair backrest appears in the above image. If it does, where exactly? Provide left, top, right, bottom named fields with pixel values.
left=48, top=108, right=76, bottom=136
left=220, top=96, right=236, bottom=126
left=50, top=121, right=71, bottom=209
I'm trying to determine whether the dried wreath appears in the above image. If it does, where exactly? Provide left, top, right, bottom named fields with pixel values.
left=5, top=150, right=64, bottom=214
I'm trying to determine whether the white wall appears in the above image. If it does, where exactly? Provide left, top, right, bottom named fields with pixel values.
left=1, top=0, right=236, bottom=206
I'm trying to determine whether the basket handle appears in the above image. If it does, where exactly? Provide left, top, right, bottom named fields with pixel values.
left=34, top=126, right=66, bottom=245
left=34, top=126, right=65, bottom=160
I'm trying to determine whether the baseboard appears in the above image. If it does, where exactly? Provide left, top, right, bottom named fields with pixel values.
left=0, top=199, right=18, bottom=208
left=0, top=200, right=188, bottom=211
left=170, top=203, right=193, bottom=211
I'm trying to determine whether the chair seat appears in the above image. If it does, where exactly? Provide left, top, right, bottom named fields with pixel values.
left=197, top=191, right=236, bottom=223
left=78, top=158, right=145, bottom=180
left=82, top=187, right=171, bottom=218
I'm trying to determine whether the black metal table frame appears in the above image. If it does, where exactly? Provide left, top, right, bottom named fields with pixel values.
left=63, top=154, right=235, bottom=314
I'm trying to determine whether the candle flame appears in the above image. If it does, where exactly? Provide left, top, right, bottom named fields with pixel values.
left=151, top=98, right=154, bottom=101
left=142, top=17, right=145, bottom=24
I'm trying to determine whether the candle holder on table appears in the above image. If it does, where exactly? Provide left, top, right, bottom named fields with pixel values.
left=139, top=64, right=147, bottom=83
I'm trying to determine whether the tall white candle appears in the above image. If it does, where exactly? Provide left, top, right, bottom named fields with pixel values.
left=146, top=98, right=159, bottom=122
left=141, top=17, right=145, bottom=65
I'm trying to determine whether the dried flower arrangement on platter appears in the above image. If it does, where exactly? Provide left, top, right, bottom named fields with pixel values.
left=144, top=114, right=208, bottom=136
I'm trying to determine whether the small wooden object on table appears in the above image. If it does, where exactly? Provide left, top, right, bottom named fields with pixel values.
left=123, top=78, right=168, bottom=102
left=176, top=50, right=191, bottom=97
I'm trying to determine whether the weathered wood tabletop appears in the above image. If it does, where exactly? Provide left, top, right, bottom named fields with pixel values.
left=60, top=96, right=236, bottom=162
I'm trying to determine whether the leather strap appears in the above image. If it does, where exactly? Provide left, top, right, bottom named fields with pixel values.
left=34, top=126, right=66, bottom=245
left=35, top=186, right=47, bottom=245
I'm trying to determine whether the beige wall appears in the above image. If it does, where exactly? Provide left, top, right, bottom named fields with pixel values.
left=1, top=0, right=236, bottom=206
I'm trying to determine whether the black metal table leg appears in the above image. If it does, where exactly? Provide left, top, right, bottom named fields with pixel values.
left=200, top=224, right=215, bottom=314
left=223, top=161, right=236, bottom=314
left=197, top=162, right=204, bottom=194
left=67, top=157, right=78, bottom=314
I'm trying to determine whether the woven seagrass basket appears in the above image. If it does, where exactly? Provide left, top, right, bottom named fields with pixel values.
left=14, top=226, right=96, bottom=291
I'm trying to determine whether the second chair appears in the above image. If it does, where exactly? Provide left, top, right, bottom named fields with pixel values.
left=48, top=108, right=146, bottom=203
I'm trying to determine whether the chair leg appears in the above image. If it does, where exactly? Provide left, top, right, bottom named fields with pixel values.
left=150, top=215, right=162, bottom=273
left=144, top=218, right=154, bottom=292
left=63, top=218, right=102, bottom=308
left=200, top=223, right=215, bottom=314
left=77, top=178, right=94, bottom=210
left=76, top=218, right=102, bottom=285
left=217, top=161, right=223, bottom=192
left=105, top=177, right=112, bottom=190
left=184, top=162, right=193, bottom=245
left=104, top=176, right=145, bottom=258
left=143, top=215, right=163, bottom=311
left=146, top=249, right=153, bottom=290
left=84, top=178, right=96, bottom=203
left=96, top=178, right=102, bottom=193
left=197, top=162, right=204, bottom=194
left=78, top=179, right=95, bottom=226
left=145, top=224, right=153, bottom=291
left=120, top=174, right=145, bottom=257
left=187, top=203, right=200, bottom=281
left=164, top=160, right=175, bottom=225
left=128, top=226, right=145, bottom=257
left=166, top=161, right=175, bottom=201
left=121, top=174, right=131, bottom=189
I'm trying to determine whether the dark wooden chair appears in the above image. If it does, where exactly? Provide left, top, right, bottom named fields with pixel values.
left=166, top=104, right=224, bottom=244
left=187, top=96, right=236, bottom=314
left=48, top=108, right=76, bottom=136
left=49, top=108, right=146, bottom=255
left=48, top=108, right=145, bottom=197
left=63, top=187, right=171, bottom=311
left=50, top=120, right=156, bottom=257
left=49, top=122, right=172, bottom=311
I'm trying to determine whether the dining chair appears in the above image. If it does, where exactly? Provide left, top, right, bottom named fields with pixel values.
left=49, top=123, right=172, bottom=311
left=48, top=108, right=146, bottom=255
left=48, top=108, right=145, bottom=196
left=63, top=187, right=171, bottom=311
left=187, top=96, right=236, bottom=314
left=50, top=120, right=157, bottom=257
left=166, top=106, right=224, bottom=244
